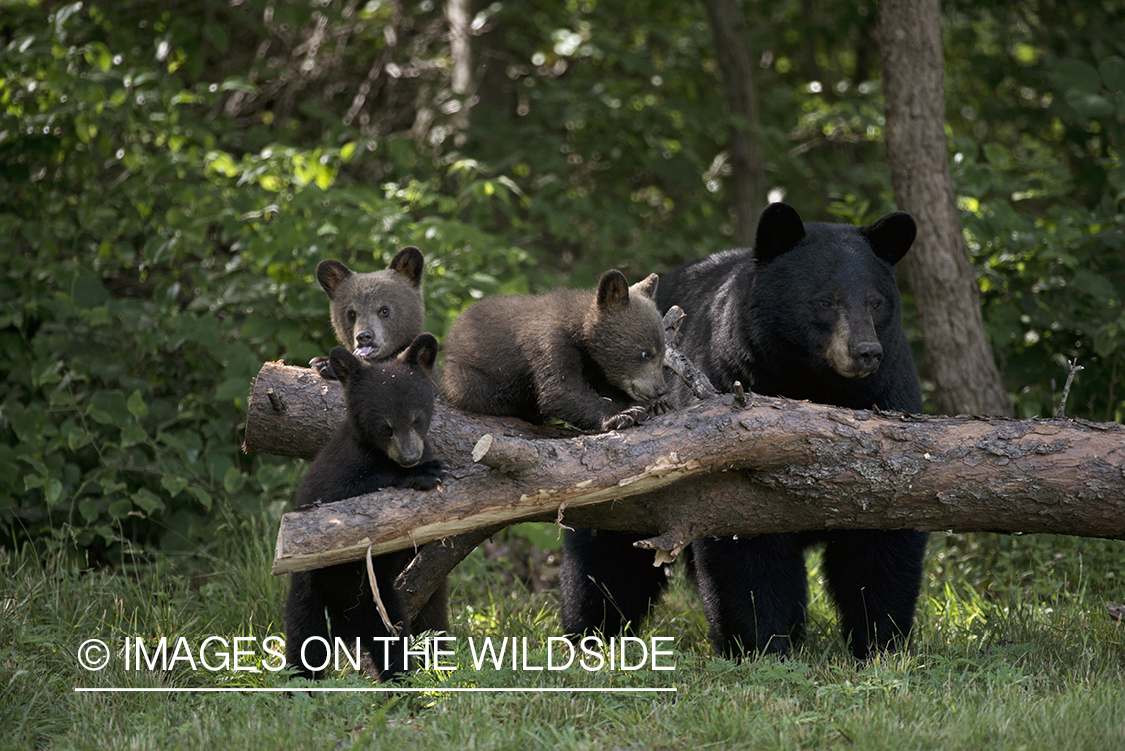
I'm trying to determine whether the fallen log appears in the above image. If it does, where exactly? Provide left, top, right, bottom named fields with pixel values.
left=249, top=373, right=1125, bottom=575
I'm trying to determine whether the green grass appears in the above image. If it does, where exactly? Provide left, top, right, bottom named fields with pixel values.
left=3, top=519, right=1124, bottom=750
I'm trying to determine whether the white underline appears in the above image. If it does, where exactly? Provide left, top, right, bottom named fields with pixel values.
left=74, top=687, right=676, bottom=693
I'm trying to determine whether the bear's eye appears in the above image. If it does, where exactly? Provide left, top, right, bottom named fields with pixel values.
left=377, top=421, right=393, bottom=436
left=640, top=350, right=651, bottom=361
left=346, top=309, right=357, bottom=322
left=818, top=299, right=834, bottom=310
left=379, top=306, right=391, bottom=318
left=871, top=299, right=882, bottom=311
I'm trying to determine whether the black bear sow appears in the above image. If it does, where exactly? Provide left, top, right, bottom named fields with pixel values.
left=310, top=246, right=425, bottom=380
left=441, top=270, right=669, bottom=432
left=285, top=335, right=445, bottom=681
left=670, top=202, right=926, bottom=659
left=561, top=203, right=927, bottom=660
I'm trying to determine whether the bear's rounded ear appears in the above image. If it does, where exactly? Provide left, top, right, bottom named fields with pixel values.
left=753, top=203, right=807, bottom=263
left=596, top=269, right=630, bottom=310
left=316, top=260, right=352, bottom=298
left=329, top=346, right=361, bottom=384
left=389, top=246, right=425, bottom=288
left=629, top=273, right=659, bottom=301
left=400, top=333, right=438, bottom=373
left=860, top=212, right=916, bottom=266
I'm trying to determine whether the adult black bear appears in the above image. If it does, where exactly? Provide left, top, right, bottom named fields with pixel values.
left=285, top=336, right=445, bottom=681
left=441, top=269, right=669, bottom=431
left=560, top=203, right=927, bottom=660
left=310, top=246, right=426, bottom=380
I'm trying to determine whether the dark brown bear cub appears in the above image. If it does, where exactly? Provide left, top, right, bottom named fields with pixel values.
left=441, top=270, right=668, bottom=431
left=285, top=335, right=444, bottom=682
left=310, top=246, right=425, bottom=380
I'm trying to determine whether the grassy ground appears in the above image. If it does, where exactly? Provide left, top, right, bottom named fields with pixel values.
left=2, top=511, right=1123, bottom=751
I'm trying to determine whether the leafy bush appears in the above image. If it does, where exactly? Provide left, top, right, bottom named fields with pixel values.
left=945, top=2, right=1125, bottom=419
left=0, top=2, right=529, bottom=558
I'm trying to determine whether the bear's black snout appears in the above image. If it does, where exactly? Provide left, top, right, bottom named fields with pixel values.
left=853, top=342, right=883, bottom=374
left=356, top=330, right=375, bottom=346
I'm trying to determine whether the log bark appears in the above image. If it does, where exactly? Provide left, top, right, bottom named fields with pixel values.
left=879, top=0, right=1012, bottom=416
left=253, top=376, right=1125, bottom=575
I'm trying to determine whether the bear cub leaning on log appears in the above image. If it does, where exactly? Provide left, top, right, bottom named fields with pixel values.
left=310, top=246, right=426, bottom=380
left=307, top=244, right=449, bottom=641
left=441, top=269, right=669, bottom=431
left=285, top=337, right=445, bottom=681
left=560, top=202, right=928, bottom=661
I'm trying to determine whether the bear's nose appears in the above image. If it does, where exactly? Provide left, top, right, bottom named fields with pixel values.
left=356, top=330, right=374, bottom=346
left=853, top=342, right=883, bottom=373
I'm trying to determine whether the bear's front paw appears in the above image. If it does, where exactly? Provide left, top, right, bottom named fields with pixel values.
left=310, top=356, right=339, bottom=380
left=650, top=397, right=674, bottom=416
left=601, top=404, right=649, bottom=432
left=406, top=460, right=446, bottom=491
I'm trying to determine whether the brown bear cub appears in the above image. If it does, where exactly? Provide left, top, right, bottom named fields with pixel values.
left=285, top=335, right=445, bottom=682
left=310, top=246, right=425, bottom=380
left=442, top=270, right=668, bottom=431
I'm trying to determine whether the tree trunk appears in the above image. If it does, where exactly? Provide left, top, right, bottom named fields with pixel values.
left=878, top=0, right=1012, bottom=416
left=701, top=0, right=766, bottom=246
left=446, top=0, right=472, bottom=143
left=247, top=364, right=1125, bottom=577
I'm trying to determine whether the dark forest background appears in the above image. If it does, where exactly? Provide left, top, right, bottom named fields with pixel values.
left=2, top=0, right=1124, bottom=560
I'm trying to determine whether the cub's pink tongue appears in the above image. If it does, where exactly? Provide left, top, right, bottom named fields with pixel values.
left=354, top=346, right=375, bottom=358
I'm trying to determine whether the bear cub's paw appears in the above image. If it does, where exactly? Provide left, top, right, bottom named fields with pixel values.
left=601, top=404, right=650, bottom=432
left=309, top=355, right=337, bottom=380
left=404, top=460, right=447, bottom=491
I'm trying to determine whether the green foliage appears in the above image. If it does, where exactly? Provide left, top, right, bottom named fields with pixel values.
left=3, top=0, right=1125, bottom=557
left=464, top=0, right=896, bottom=282
left=0, top=2, right=530, bottom=557
left=946, top=0, right=1125, bottom=418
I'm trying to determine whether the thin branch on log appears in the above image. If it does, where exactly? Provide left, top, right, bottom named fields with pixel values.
left=663, top=305, right=718, bottom=399
left=1055, top=359, right=1085, bottom=418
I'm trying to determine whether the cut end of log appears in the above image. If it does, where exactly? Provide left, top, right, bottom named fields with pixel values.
left=472, top=434, right=494, bottom=463
left=472, top=433, right=543, bottom=473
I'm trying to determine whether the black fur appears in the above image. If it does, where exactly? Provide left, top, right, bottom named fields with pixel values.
left=285, top=336, right=445, bottom=681
left=560, top=203, right=928, bottom=660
